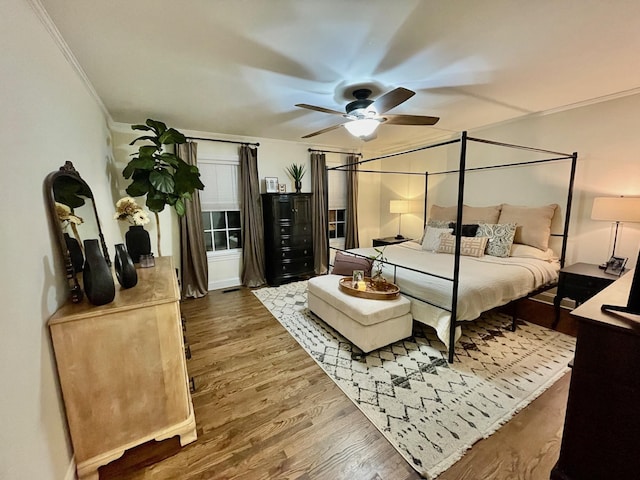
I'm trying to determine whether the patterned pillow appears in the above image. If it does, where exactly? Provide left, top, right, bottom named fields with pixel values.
left=437, top=234, right=489, bottom=257
left=476, top=223, right=517, bottom=257
left=422, top=226, right=453, bottom=251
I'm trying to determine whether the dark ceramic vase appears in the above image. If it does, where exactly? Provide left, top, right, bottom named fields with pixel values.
left=295, top=180, right=302, bottom=193
left=64, top=233, right=84, bottom=274
left=114, top=243, right=138, bottom=289
left=125, top=225, right=151, bottom=263
left=82, top=238, right=115, bottom=306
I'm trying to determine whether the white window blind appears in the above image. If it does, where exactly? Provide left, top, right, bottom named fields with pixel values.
left=327, top=161, right=346, bottom=210
left=199, top=158, right=240, bottom=211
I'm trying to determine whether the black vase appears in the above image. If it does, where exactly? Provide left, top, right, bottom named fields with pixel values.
left=82, top=239, right=115, bottom=306
left=125, top=225, right=151, bottom=263
left=295, top=180, right=302, bottom=193
left=64, top=233, right=84, bottom=274
left=114, top=243, right=138, bottom=289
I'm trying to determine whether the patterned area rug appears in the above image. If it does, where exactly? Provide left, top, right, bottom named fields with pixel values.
left=253, top=280, right=575, bottom=479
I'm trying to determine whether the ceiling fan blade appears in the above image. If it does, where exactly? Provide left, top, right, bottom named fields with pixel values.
left=295, top=103, right=344, bottom=116
left=301, top=123, right=344, bottom=138
left=383, top=114, right=440, bottom=126
left=371, top=87, right=415, bottom=114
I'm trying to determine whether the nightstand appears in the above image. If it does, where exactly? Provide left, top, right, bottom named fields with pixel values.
left=372, top=236, right=412, bottom=247
left=553, top=262, right=619, bottom=328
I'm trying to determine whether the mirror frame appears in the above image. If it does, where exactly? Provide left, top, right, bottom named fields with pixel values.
left=45, top=161, right=111, bottom=303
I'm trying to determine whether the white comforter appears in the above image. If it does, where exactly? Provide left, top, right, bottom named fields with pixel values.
left=347, top=241, right=560, bottom=348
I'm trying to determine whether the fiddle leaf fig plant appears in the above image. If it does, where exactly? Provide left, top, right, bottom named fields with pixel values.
left=123, top=119, right=204, bottom=217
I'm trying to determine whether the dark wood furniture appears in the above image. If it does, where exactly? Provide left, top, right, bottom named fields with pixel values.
left=372, top=236, right=412, bottom=247
left=262, top=193, right=314, bottom=286
left=551, top=271, right=640, bottom=480
left=553, top=262, right=618, bottom=328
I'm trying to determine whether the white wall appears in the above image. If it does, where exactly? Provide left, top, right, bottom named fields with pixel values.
left=0, top=1, right=115, bottom=479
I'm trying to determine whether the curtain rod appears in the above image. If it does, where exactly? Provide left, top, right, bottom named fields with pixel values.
left=308, top=148, right=362, bottom=156
left=187, top=136, right=260, bottom=147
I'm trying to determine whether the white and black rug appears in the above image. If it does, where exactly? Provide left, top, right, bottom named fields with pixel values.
left=253, top=280, right=575, bottom=479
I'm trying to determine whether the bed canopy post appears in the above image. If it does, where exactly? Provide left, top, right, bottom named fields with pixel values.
left=449, top=131, right=468, bottom=363
left=559, top=152, right=578, bottom=268
left=324, top=165, right=330, bottom=272
left=424, top=172, right=429, bottom=227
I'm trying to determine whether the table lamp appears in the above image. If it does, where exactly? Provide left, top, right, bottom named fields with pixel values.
left=390, top=200, right=410, bottom=239
left=591, top=196, right=640, bottom=268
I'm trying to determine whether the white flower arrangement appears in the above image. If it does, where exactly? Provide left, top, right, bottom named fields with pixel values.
left=114, top=197, right=150, bottom=226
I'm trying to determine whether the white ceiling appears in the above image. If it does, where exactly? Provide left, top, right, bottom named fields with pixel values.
left=40, top=0, right=640, bottom=151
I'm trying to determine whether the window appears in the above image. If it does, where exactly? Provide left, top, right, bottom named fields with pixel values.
left=199, top=156, right=241, bottom=254
left=202, top=211, right=241, bottom=251
left=329, top=209, right=346, bottom=239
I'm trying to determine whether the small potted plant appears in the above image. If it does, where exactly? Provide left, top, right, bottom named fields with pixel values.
left=369, top=247, right=389, bottom=290
left=285, top=163, right=306, bottom=193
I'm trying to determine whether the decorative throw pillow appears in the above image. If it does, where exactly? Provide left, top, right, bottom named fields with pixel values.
left=510, top=244, right=557, bottom=261
left=331, top=251, right=373, bottom=276
left=418, top=220, right=451, bottom=244
left=476, top=223, right=517, bottom=257
left=498, top=204, right=558, bottom=251
left=448, top=222, right=480, bottom=237
left=437, top=234, right=488, bottom=257
left=421, top=226, right=453, bottom=251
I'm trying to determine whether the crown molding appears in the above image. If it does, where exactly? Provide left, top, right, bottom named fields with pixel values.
left=27, top=0, right=112, bottom=123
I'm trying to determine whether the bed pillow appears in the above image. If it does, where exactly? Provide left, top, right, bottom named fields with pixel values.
left=437, top=234, right=489, bottom=257
left=429, top=204, right=501, bottom=223
left=498, top=204, right=558, bottom=251
left=476, top=223, right=517, bottom=257
left=463, top=205, right=501, bottom=224
left=448, top=222, right=480, bottom=237
left=418, top=219, right=452, bottom=244
left=421, top=226, right=453, bottom=251
left=510, top=244, right=557, bottom=261
left=331, top=251, right=373, bottom=276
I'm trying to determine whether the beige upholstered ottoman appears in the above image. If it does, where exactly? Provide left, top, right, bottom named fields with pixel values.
left=307, top=274, right=413, bottom=353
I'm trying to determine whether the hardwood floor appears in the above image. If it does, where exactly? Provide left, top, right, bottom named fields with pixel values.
left=100, top=289, right=576, bottom=480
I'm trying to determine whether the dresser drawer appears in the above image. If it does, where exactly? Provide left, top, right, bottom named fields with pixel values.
left=277, top=223, right=312, bottom=237
left=279, top=257, right=314, bottom=275
left=277, top=245, right=313, bottom=260
left=277, top=234, right=312, bottom=248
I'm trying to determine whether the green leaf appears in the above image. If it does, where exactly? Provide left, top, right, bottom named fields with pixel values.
left=174, top=198, right=186, bottom=216
left=125, top=178, right=150, bottom=197
left=145, top=195, right=166, bottom=213
left=145, top=119, right=167, bottom=136
left=158, top=128, right=186, bottom=145
left=131, top=124, right=152, bottom=132
left=130, top=135, right=160, bottom=146
left=158, top=152, right=181, bottom=168
left=149, top=168, right=175, bottom=193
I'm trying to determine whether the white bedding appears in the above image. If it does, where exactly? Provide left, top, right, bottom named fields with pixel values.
left=347, top=241, right=560, bottom=348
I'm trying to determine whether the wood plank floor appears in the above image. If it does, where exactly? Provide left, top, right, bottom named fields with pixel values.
left=100, top=289, right=577, bottom=480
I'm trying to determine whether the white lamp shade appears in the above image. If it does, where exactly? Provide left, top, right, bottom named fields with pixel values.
left=390, top=200, right=410, bottom=214
left=591, top=197, right=640, bottom=222
left=344, top=118, right=380, bottom=138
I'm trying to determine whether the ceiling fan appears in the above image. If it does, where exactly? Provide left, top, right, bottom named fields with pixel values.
left=295, top=87, right=439, bottom=140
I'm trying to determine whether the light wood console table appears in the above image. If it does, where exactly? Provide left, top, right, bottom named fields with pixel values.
left=49, top=256, right=196, bottom=480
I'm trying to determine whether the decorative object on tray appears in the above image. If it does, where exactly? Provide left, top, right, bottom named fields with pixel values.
left=114, top=243, right=138, bottom=288
left=285, top=163, right=306, bottom=193
left=369, top=246, right=388, bottom=289
left=114, top=197, right=151, bottom=263
left=254, top=280, right=576, bottom=480
left=338, top=276, right=400, bottom=299
left=122, top=119, right=205, bottom=256
left=82, top=238, right=115, bottom=306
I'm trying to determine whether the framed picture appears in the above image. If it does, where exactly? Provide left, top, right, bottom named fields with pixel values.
left=278, top=183, right=286, bottom=193
left=265, top=177, right=279, bottom=193
left=605, top=256, right=628, bottom=276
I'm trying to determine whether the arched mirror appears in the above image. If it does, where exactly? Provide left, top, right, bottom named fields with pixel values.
left=45, top=161, right=111, bottom=303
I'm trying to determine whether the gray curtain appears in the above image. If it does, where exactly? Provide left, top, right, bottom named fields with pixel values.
left=177, top=141, right=209, bottom=298
left=345, top=154, right=360, bottom=249
left=240, top=145, right=266, bottom=287
left=311, top=152, right=328, bottom=274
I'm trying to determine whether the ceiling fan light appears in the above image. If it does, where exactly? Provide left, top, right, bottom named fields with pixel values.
left=344, top=118, right=380, bottom=138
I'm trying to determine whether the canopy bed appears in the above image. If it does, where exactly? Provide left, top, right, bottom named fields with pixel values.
left=326, top=131, right=578, bottom=363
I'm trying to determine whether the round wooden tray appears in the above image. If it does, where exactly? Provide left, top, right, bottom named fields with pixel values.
left=338, top=277, right=400, bottom=300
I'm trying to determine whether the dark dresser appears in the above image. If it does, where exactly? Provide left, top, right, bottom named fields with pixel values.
left=551, top=270, right=640, bottom=480
left=262, top=193, right=314, bottom=286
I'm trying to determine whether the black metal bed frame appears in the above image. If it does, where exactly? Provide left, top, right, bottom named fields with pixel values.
left=326, top=131, right=578, bottom=363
